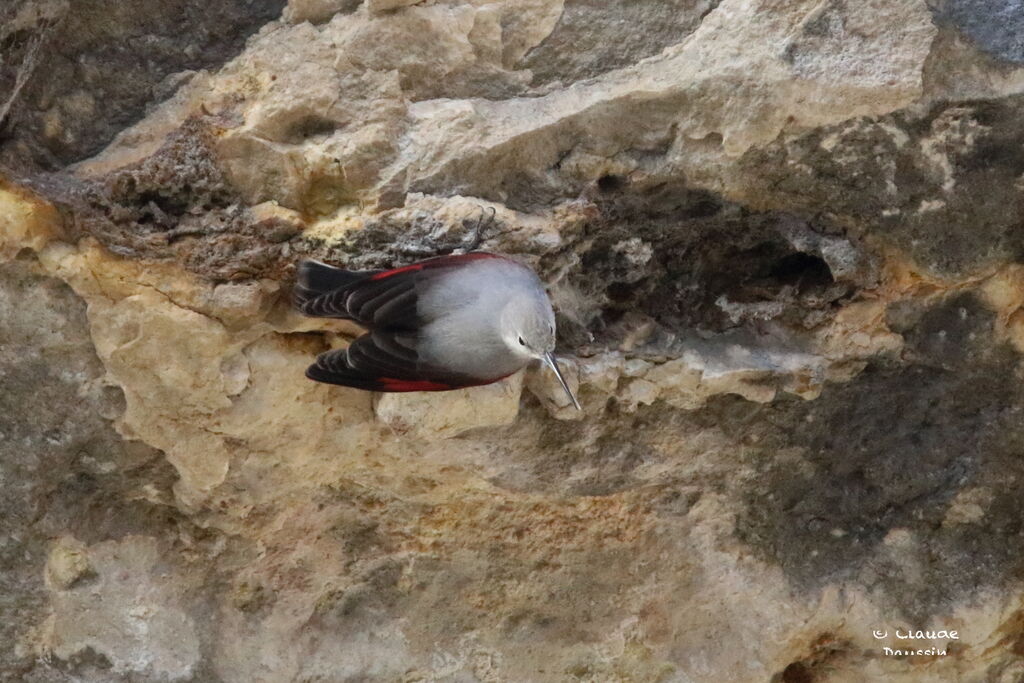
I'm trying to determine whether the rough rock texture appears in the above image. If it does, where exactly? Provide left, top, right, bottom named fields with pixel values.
left=0, top=0, right=288, bottom=170
left=6, top=0, right=1024, bottom=681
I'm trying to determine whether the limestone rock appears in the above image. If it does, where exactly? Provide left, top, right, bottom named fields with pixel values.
left=284, top=0, right=359, bottom=24
left=375, top=372, right=525, bottom=439
left=44, top=536, right=202, bottom=681
left=6, top=0, right=1024, bottom=681
left=44, top=537, right=92, bottom=590
left=365, top=0, right=420, bottom=13
left=0, top=182, right=57, bottom=258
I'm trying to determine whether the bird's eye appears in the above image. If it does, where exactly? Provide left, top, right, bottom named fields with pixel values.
left=518, top=336, right=526, bottom=346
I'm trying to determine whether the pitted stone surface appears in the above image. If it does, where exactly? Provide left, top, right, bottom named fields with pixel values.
left=7, top=1, right=1024, bottom=680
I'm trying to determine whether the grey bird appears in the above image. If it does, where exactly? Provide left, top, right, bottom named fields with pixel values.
left=293, top=252, right=581, bottom=409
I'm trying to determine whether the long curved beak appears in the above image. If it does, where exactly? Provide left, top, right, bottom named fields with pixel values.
left=543, top=352, right=582, bottom=411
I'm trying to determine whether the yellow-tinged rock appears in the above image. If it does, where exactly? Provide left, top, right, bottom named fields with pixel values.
left=45, top=537, right=93, bottom=590
left=979, top=265, right=1024, bottom=320
left=0, top=181, right=60, bottom=259
left=375, top=371, right=525, bottom=439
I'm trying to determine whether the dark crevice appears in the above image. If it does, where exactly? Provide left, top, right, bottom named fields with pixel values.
left=596, top=174, right=625, bottom=193
left=780, top=662, right=813, bottom=683
left=770, top=252, right=834, bottom=289
left=284, top=115, right=342, bottom=144
left=557, top=183, right=872, bottom=347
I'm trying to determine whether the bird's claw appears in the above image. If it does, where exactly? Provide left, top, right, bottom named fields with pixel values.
left=459, top=205, right=496, bottom=253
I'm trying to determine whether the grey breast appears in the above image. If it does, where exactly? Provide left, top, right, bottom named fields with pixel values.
left=416, top=259, right=538, bottom=380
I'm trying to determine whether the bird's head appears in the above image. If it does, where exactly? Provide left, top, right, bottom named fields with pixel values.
left=500, top=295, right=581, bottom=410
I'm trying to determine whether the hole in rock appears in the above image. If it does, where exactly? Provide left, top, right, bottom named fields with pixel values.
left=769, top=252, right=835, bottom=289
left=780, top=661, right=814, bottom=683
left=285, top=115, right=341, bottom=143
left=605, top=281, right=639, bottom=303
left=678, top=198, right=721, bottom=219
left=136, top=190, right=189, bottom=218
left=597, top=174, right=625, bottom=193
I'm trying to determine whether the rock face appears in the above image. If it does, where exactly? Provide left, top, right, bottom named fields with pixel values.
left=5, top=0, right=1024, bottom=680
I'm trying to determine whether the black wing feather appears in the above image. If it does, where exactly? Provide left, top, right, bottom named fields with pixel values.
left=348, top=332, right=412, bottom=377
left=371, top=328, right=419, bottom=362
left=306, top=354, right=383, bottom=390
left=294, top=261, right=383, bottom=318
left=297, top=270, right=429, bottom=329
left=371, top=288, right=419, bottom=327
left=352, top=280, right=416, bottom=322
left=306, top=330, right=480, bottom=390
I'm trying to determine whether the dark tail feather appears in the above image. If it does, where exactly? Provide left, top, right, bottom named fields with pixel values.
left=293, top=260, right=379, bottom=316
left=297, top=259, right=364, bottom=295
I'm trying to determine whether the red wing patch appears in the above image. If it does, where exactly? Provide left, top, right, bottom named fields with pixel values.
left=377, top=377, right=457, bottom=391
left=369, top=252, right=501, bottom=281
left=368, top=263, right=424, bottom=281
left=375, top=372, right=515, bottom=393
